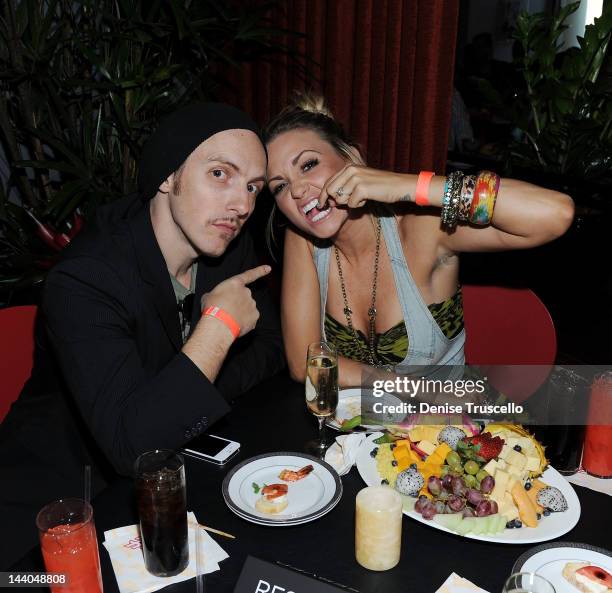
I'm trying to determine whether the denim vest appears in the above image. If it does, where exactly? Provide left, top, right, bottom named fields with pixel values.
left=313, top=212, right=465, bottom=374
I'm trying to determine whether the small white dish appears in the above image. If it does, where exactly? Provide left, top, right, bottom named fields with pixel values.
left=512, top=542, right=612, bottom=592
left=222, top=452, right=342, bottom=526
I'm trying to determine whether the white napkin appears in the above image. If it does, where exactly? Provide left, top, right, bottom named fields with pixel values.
left=103, top=512, right=228, bottom=593
left=565, top=469, right=612, bottom=496
left=324, top=433, right=366, bottom=475
left=436, top=573, right=490, bottom=593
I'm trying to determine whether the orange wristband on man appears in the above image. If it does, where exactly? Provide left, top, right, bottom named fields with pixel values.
left=202, top=306, right=240, bottom=340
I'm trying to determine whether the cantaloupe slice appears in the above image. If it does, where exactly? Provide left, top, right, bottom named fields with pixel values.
left=526, top=479, right=547, bottom=514
left=511, top=481, right=538, bottom=527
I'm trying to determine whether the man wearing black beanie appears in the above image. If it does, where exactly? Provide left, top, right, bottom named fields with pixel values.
left=0, top=103, right=285, bottom=568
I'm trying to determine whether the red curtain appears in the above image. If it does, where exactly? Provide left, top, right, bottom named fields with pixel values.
left=220, top=0, right=459, bottom=174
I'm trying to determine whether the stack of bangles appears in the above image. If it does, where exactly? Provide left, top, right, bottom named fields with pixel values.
left=415, top=170, right=501, bottom=230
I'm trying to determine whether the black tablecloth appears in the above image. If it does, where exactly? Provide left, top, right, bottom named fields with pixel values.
left=13, top=372, right=612, bottom=592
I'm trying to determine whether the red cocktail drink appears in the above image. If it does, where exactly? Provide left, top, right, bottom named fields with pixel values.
left=583, top=372, right=612, bottom=478
left=37, top=499, right=103, bottom=593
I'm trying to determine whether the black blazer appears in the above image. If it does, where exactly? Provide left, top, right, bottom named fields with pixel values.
left=3, top=196, right=285, bottom=479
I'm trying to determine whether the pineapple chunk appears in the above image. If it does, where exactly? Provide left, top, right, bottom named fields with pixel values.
left=408, top=427, right=424, bottom=442
left=525, top=455, right=541, bottom=472
left=421, top=426, right=442, bottom=443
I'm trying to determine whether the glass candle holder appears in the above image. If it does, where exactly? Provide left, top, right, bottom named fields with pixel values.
left=355, top=485, right=402, bottom=571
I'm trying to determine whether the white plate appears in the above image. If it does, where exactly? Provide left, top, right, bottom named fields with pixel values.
left=221, top=452, right=342, bottom=526
left=326, top=388, right=407, bottom=431
left=355, top=432, right=581, bottom=544
left=512, top=542, right=612, bottom=592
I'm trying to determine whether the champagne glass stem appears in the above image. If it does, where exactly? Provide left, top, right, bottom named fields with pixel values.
left=317, top=415, right=326, bottom=445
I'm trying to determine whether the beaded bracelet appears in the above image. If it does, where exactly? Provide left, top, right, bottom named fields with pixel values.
left=441, top=171, right=464, bottom=230
left=458, top=174, right=477, bottom=222
left=469, top=171, right=500, bottom=225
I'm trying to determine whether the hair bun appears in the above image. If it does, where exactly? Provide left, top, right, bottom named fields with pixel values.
left=295, top=92, right=334, bottom=118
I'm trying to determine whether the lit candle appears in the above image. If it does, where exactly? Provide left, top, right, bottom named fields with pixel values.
left=355, top=485, right=402, bottom=571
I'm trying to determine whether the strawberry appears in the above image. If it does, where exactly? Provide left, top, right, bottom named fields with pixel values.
left=457, top=432, right=505, bottom=462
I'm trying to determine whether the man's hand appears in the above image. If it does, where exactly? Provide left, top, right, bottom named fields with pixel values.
left=184, top=265, right=272, bottom=381
left=200, top=265, right=271, bottom=337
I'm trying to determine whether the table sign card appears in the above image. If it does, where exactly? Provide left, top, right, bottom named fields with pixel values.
left=233, top=556, right=357, bottom=593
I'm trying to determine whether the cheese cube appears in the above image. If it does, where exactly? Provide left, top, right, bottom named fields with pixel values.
left=507, top=475, right=519, bottom=491
left=494, top=469, right=509, bottom=492
left=517, top=437, right=534, bottom=451
left=507, top=437, right=520, bottom=448
left=496, top=459, right=507, bottom=470
left=482, top=459, right=498, bottom=475
left=505, top=450, right=527, bottom=470
left=490, top=483, right=506, bottom=503
left=500, top=492, right=519, bottom=521
left=508, top=464, right=523, bottom=478
left=417, top=440, right=436, bottom=456
left=499, top=444, right=512, bottom=461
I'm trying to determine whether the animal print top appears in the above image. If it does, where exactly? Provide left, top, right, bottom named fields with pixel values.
left=324, top=287, right=464, bottom=366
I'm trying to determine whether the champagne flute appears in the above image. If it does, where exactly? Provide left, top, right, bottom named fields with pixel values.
left=502, top=573, right=555, bottom=593
left=305, top=341, right=339, bottom=456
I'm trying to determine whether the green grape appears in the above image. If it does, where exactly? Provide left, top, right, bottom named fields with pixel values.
left=476, top=469, right=489, bottom=482
left=446, top=451, right=461, bottom=466
left=441, top=465, right=451, bottom=476
left=464, top=474, right=477, bottom=488
left=464, top=460, right=479, bottom=475
left=450, top=464, right=464, bottom=475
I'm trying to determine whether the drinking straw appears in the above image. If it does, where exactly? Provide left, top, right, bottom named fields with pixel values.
left=195, top=524, right=204, bottom=593
left=84, top=464, right=91, bottom=505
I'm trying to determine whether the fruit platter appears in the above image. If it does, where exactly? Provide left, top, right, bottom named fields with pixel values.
left=355, top=420, right=581, bottom=544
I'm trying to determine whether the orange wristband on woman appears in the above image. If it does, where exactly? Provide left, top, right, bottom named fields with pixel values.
left=415, top=171, right=435, bottom=206
left=203, top=306, right=240, bottom=340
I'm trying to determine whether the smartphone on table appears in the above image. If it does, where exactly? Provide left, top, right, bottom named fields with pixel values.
left=181, top=433, right=240, bottom=465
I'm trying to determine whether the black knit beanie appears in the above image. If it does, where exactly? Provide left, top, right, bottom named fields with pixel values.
left=138, top=103, right=263, bottom=200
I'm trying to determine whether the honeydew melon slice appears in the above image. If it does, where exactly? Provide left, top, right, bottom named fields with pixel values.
left=433, top=512, right=463, bottom=532
left=461, top=517, right=483, bottom=534
left=456, top=518, right=474, bottom=535
left=488, top=514, right=506, bottom=534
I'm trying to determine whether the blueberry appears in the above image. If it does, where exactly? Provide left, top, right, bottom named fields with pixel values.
left=515, top=520, right=522, bottom=528
left=391, top=460, right=398, bottom=467
left=536, top=513, right=542, bottom=520
left=381, top=479, right=389, bottom=485
left=543, top=509, right=551, bottom=517
left=524, top=481, right=532, bottom=491
left=513, top=444, right=522, bottom=452
left=370, top=448, right=379, bottom=458
left=506, top=521, right=515, bottom=529
left=410, top=463, right=417, bottom=470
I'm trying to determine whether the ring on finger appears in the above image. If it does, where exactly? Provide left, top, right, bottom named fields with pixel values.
left=336, top=187, right=345, bottom=197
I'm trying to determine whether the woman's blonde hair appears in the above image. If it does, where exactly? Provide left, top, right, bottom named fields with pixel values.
left=263, top=92, right=364, bottom=257
left=263, top=92, right=364, bottom=165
